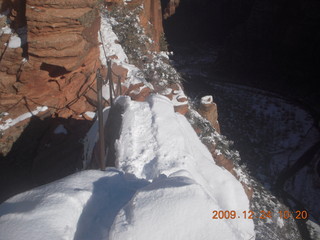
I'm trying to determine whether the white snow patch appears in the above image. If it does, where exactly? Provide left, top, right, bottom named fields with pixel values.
left=0, top=106, right=48, bottom=131
left=201, top=95, right=213, bottom=105
left=215, top=149, right=222, bottom=156
left=99, top=15, right=128, bottom=64
left=84, top=111, right=96, bottom=119
left=276, top=217, right=284, bottom=228
left=171, top=84, right=188, bottom=106
left=54, top=124, right=68, bottom=135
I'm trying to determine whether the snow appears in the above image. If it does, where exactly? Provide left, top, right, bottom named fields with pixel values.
left=171, top=84, right=188, bottom=106
left=307, top=219, right=320, bottom=240
left=84, top=111, right=96, bottom=119
left=276, top=217, right=284, bottom=228
left=8, top=34, right=21, bottom=48
left=201, top=95, right=213, bottom=105
left=99, top=12, right=153, bottom=91
left=0, top=25, right=11, bottom=35
left=0, top=95, right=254, bottom=240
left=99, top=16, right=128, bottom=64
left=0, top=106, right=48, bottom=131
left=54, top=124, right=68, bottom=135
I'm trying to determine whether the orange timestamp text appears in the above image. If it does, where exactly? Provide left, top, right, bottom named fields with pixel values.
left=212, top=210, right=309, bottom=220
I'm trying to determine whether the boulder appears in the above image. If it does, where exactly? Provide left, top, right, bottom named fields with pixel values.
left=198, top=95, right=220, bottom=133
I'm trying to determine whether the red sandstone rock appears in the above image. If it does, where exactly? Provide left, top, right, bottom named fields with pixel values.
left=174, top=104, right=188, bottom=115
left=126, top=83, right=152, bottom=102
left=62, top=72, right=87, bottom=102
left=0, top=73, right=16, bottom=94
left=26, top=1, right=99, bottom=71
left=110, top=63, right=128, bottom=82
left=57, top=108, right=74, bottom=119
left=198, top=96, right=221, bottom=133
left=139, top=0, right=163, bottom=51
left=163, top=0, right=180, bottom=19
left=69, top=96, right=88, bottom=114
left=212, top=151, right=236, bottom=175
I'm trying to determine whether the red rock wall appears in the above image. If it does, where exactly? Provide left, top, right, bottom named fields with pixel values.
left=0, top=0, right=102, bottom=156
left=1, top=0, right=101, bottom=115
left=139, top=0, right=163, bottom=51
left=163, top=0, right=180, bottom=19
left=0, top=0, right=166, bottom=156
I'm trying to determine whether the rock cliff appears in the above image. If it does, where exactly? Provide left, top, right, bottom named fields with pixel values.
left=0, top=0, right=250, bottom=204
left=0, top=0, right=165, bottom=154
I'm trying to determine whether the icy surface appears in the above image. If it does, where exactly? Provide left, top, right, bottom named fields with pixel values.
left=0, top=95, right=254, bottom=240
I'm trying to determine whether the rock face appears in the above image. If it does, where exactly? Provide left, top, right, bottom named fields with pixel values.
left=0, top=0, right=103, bottom=157
left=0, top=0, right=248, bottom=205
left=0, top=0, right=101, bottom=114
left=163, top=0, right=180, bottom=19
left=186, top=109, right=253, bottom=201
left=26, top=0, right=99, bottom=71
left=198, top=95, right=220, bottom=133
left=139, top=0, right=163, bottom=51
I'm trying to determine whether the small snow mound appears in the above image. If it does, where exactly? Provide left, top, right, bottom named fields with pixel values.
left=172, top=84, right=188, bottom=106
left=201, top=95, right=213, bottom=105
left=8, top=35, right=21, bottom=48
left=84, top=111, right=96, bottom=119
left=54, top=124, right=68, bottom=135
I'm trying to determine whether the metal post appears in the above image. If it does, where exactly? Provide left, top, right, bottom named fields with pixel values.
left=107, top=60, right=114, bottom=107
left=118, top=76, right=122, bottom=96
left=96, top=69, right=106, bottom=170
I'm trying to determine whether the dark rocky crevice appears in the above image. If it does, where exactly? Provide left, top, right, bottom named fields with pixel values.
left=0, top=116, right=92, bottom=203
left=40, top=63, right=71, bottom=78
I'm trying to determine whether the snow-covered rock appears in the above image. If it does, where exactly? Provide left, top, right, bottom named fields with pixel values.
left=0, top=95, right=255, bottom=240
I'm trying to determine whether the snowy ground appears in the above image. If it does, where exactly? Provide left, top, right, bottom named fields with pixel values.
left=0, top=95, right=255, bottom=240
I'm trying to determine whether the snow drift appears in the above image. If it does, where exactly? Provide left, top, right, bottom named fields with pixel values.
left=0, top=95, right=255, bottom=240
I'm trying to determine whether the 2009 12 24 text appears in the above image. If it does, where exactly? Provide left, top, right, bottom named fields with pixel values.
left=212, top=210, right=308, bottom=220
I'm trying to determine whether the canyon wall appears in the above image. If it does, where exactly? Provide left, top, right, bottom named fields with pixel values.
left=0, top=0, right=250, bottom=201
left=0, top=0, right=168, bottom=201
left=0, top=0, right=164, bottom=155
